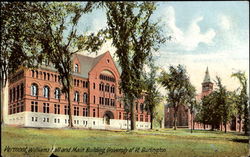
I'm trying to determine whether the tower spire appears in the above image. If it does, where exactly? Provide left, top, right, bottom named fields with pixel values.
left=203, top=66, right=211, bottom=83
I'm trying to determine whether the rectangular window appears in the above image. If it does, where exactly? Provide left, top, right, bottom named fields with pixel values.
left=83, top=108, right=88, bottom=117
left=93, top=109, right=96, bottom=117
left=93, top=83, right=95, bottom=89
left=43, top=103, right=49, bottom=113
left=145, top=115, right=148, bottom=122
left=64, top=105, right=69, bottom=115
left=140, top=115, right=143, bottom=122
left=119, top=112, right=122, bottom=119
left=31, top=101, right=38, bottom=112
left=74, top=106, right=79, bottom=116
left=54, top=104, right=60, bottom=114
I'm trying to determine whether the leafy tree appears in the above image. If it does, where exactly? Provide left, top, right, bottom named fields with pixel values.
left=159, top=64, right=195, bottom=130
left=231, top=71, right=249, bottom=135
left=37, top=2, right=105, bottom=127
left=185, top=86, right=196, bottom=133
left=1, top=2, right=47, bottom=124
left=144, top=61, right=163, bottom=129
left=103, top=2, right=165, bottom=130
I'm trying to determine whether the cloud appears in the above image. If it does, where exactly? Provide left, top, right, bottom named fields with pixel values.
left=218, top=15, right=231, bottom=30
left=163, top=6, right=216, bottom=51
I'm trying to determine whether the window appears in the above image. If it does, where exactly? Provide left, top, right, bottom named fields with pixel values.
left=17, top=85, right=20, bottom=100
left=43, top=103, right=49, bottom=113
left=64, top=105, right=69, bottom=115
left=77, top=80, right=79, bottom=87
left=43, top=86, right=50, bottom=98
left=47, top=73, right=50, bottom=81
left=20, top=102, right=24, bottom=112
left=55, top=75, right=57, bottom=82
left=54, top=104, right=60, bottom=114
left=93, top=83, right=95, bottom=89
left=43, top=72, right=46, bottom=80
left=105, top=84, right=110, bottom=92
left=83, top=93, right=88, bottom=104
left=31, top=83, right=38, bottom=97
left=145, top=115, right=148, bottom=122
left=83, top=108, right=88, bottom=117
left=13, top=87, right=16, bottom=101
left=140, top=115, right=143, bottom=122
left=74, top=64, right=79, bottom=73
left=74, top=106, right=79, bottom=116
left=10, top=89, right=12, bottom=102
left=93, top=109, right=96, bottom=117
left=74, top=91, right=79, bottom=102
left=55, top=88, right=60, bottom=99
left=32, top=70, right=35, bottom=77
left=21, top=84, right=24, bottom=99
left=123, top=113, right=127, bottom=120
left=31, top=101, right=38, bottom=112
left=140, top=104, right=144, bottom=112
left=119, top=112, right=122, bottom=119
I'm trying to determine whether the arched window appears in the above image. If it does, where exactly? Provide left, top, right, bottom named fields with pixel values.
left=74, top=64, right=79, bottom=73
left=31, top=83, right=38, bottom=96
left=43, top=86, right=50, bottom=98
left=54, top=88, right=60, bottom=99
left=74, top=91, right=79, bottom=102
left=31, top=70, right=34, bottom=77
left=83, top=93, right=88, bottom=104
left=43, top=72, right=46, bottom=80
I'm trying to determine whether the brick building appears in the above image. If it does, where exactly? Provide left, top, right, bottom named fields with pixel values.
left=6, top=51, right=151, bottom=129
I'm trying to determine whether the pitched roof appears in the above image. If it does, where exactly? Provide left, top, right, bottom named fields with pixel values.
left=75, top=52, right=106, bottom=78
left=203, top=67, right=211, bottom=83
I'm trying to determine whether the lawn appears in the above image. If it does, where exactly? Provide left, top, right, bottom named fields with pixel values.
left=1, top=126, right=249, bottom=157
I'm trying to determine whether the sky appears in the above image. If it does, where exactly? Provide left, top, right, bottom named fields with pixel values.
left=78, top=1, right=249, bottom=94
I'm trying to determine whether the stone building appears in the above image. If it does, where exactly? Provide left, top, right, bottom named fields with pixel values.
left=6, top=51, right=151, bottom=129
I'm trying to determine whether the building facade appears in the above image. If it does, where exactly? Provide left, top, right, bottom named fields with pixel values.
left=7, top=51, right=151, bottom=130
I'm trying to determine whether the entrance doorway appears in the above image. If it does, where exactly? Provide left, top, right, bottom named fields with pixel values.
left=103, top=111, right=114, bottom=125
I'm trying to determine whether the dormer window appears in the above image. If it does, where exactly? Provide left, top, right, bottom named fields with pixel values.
left=74, top=64, right=79, bottom=73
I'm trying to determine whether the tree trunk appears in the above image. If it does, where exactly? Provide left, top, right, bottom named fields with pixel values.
left=0, top=80, right=3, bottom=125
left=67, top=87, right=73, bottom=128
left=190, top=112, right=193, bottom=133
left=173, top=108, right=177, bottom=130
left=224, top=122, right=227, bottom=133
left=150, top=111, right=153, bottom=129
left=211, top=124, right=214, bottom=131
left=203, top=123, right=205, bottom=130
left=239, top=118, right=242, bottom=132
left=130, top=98, right=136, bottom=130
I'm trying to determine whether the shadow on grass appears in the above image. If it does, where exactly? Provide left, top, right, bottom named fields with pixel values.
left=231, top=138, right=249, bottom=143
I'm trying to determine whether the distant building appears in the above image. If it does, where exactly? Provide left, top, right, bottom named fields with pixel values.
left=6, top=51, right=151, bottom=129
left=165, top=67, right=242, bottom=131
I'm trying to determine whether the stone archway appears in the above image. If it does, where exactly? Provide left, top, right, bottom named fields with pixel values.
left=103, top=111, right=114, bottom=125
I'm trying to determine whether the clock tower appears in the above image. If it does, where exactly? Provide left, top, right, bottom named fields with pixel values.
left=201, top=67, right=213, bottom=97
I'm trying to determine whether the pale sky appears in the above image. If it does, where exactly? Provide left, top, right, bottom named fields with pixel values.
left=78, top=2, right=249, bottom=95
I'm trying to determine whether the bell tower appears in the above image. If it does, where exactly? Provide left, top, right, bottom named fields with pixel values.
left=201, top=67, right=213, bottom=96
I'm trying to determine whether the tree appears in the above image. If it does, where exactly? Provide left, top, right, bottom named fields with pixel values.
left=37, top=2, right=105, bottom=127
left=144, top=61, right=163, bottom=129
left=185, top=86, right=196, bottom=133
left=1, top=2, right=48, bottom=124
left=103, top=2, right=165, bottom=130
left=158, top=64, right=195, bottom=130
left=231, top=71, right=249, bottom=135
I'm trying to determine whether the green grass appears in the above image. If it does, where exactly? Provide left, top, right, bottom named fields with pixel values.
left=1, top=126, right=249, bottom=157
